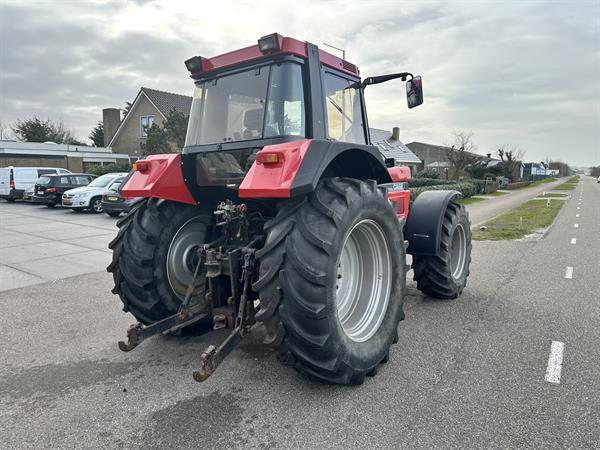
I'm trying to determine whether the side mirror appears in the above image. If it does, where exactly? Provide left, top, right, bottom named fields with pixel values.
left=406, top=76, right=423, bottom=109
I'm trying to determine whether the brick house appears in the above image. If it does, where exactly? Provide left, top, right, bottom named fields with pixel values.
left=104, top=87, right=192, bottom=159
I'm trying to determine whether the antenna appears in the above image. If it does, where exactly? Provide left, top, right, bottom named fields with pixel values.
left=322, top=42, right=346, bottom=60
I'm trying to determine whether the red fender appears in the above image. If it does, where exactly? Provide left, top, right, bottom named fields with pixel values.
left=239, top=139, right=312, bottom=198
left=121, top=153, right=196, bottom=204
left=387, top=166, right=411, bottom=182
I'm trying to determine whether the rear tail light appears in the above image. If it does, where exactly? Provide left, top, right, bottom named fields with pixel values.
left=9, top=179, right=15, bottom=189
left=46, top=187, right=57, bottom=193
left=256, top=152, right=281, bottom=164
left=133, top=160, right=150, bottom=173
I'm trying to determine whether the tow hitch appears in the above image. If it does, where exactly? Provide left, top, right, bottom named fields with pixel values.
left=118, top=201, right=260, bottom=382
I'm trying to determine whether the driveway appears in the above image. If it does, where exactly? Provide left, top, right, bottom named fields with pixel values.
left=465, top=179, right=566, bottom=225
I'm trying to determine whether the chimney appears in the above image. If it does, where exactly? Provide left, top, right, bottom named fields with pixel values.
left=392, top=127, right=400, bottom=140
left=486, top=153, right=491, bottom=158
left=103, top=108, right=121, bottom=147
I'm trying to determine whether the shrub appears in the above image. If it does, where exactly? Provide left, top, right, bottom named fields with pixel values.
left=88, top=163, right=132, bottom=176
left=463, top=178, right=486, bottom=194
left=414, top=169, right=440, bottom=179
left=410, top=182, right=477, bottom=200
left=408, top=178, right=457, bottom=187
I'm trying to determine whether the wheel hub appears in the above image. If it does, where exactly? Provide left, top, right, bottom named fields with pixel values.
left=166, top=217, right=207, bottom=300
left=450, top=224, right=467, bottom=280
left=335, top=219, right=392, bottom=342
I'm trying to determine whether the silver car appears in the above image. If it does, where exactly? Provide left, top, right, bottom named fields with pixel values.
left=62, top=172, right=129, bottom=213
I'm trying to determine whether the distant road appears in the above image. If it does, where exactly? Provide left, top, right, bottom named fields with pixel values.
left=466, top=179, right=565, bottom=226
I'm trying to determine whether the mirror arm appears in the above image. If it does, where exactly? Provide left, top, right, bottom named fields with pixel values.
left=358, top=72, right=414, bottom=89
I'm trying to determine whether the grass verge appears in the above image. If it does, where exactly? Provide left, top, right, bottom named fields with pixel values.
left=472, top=199, right=565, bottom=240
left=530, top=177, right=557, bottom=186
left=554, top=182, right=578, bottom=190
left=455, top=197, right=487, bottom=206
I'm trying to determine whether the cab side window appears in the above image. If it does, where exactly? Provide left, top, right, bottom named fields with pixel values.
left=323, top=72, right=366, bottom=144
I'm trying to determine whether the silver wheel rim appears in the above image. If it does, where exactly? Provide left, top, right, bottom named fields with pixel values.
left=450, top=224, right=466, bottom=279
left=92, top=199, right=103, bottom=213
left=166, top=217, right=207, bottom=300
left=335, top=219, right=392, bottom=342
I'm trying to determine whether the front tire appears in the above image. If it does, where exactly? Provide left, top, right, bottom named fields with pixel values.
left=107, top=198, right=213, bottom=327
left=412, top=202, right=472, bottom=299
left=255, top=178, right=406, bottom=385
left=90, top=197, right=103, bottom=213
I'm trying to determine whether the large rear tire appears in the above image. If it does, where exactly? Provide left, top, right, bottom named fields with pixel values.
left=412, top=202, right=471, bottom=299
left=107, top=198, right=213, bottom=327
left=254, top=178, right=406, bottom=385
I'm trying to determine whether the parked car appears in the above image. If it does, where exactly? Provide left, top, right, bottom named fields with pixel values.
left=62, top=172, right=129, bottom=213
left=597, top=176, right=600, bottom=183
left=22, top=186, right=35, bottom=202
left=101, top=179, right=141, bottom=217
left=33, top=173, right=96, bottom=208
left=0, top=166, right=71, bottom=202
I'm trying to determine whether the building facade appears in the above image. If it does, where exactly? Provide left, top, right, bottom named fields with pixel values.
left=106, top=87, right=192, bottom=158
left=0, top=141, right=130, bottom=171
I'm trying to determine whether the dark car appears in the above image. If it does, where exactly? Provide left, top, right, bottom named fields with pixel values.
left=101, top=178, right=141, bottom=217
left=33, top=173, right=96, bottom=207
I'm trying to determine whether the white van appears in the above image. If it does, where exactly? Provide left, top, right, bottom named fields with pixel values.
left=0, top=166, right=71, bottom=202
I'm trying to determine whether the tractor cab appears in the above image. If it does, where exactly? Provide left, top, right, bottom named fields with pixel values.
left=122, top=34, right=422, bottom=203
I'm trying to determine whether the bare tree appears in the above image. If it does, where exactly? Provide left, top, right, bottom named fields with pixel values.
left=444, top=130, right=478, bottom=180
left=497, top=144, right=525, bottom=180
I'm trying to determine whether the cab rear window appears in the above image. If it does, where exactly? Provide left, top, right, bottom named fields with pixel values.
left=37, top=177, right=52, bottom=185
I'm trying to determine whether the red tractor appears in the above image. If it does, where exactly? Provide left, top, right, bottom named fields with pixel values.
left=109, top=33, right=471, bottom=385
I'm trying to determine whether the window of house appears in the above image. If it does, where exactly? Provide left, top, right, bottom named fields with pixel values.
left=140, top=115, right=155, bottom=138
left=323, top=72, right=366, bottom=144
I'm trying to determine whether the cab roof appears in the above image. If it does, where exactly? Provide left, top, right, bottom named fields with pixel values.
left=192, top=34, right=360, bottom=78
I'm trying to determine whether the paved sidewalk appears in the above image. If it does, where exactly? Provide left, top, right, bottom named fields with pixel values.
left=0, top=202, right=118, bottom=291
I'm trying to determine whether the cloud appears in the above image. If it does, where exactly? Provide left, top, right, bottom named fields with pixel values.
left=0, top=0, right=598, bottom=165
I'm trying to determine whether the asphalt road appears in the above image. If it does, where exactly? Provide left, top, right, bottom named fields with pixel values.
left=0, top=177, right=598, bottom=448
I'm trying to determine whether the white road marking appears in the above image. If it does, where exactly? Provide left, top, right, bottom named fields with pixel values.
left=577, top=207, right=581, bottom=210
left=571, top=238, right=577, bottom=244
left=576, top=214, right=580, bottom=217
left=574, top=223, right=579, bottom=228
left=545, top=341, right=564, bottom=384
left=565, top=266, right=573, bottom=279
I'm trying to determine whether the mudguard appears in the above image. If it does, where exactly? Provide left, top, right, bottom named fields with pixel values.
left=120, top=153, right=196, bottom=205
left=405, top=190, right=461, bottom=256
left=239, top=139, right=391, bottom=198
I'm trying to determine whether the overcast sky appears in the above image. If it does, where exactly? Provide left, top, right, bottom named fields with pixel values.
left=1, top=0, right=598, bottom=166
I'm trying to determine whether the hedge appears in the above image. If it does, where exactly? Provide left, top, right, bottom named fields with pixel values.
left=463, top=178, right=486, bottom=194
left=410, top=182, right=477, bottom=200
left=408, top=178, right=457, bottom=188
left=88, top=163, right=132, bottom=176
